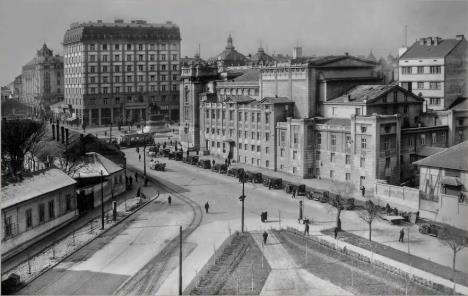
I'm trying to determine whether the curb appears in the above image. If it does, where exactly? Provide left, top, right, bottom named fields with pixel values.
left=15, top=176, right=161, bottom=290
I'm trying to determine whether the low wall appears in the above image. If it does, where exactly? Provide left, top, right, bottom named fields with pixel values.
left=421, top=194, right=468, bottom=232
left=374, top=182, right=419, bottom=211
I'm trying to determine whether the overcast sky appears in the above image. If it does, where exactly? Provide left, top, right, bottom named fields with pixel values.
left=0, top=0, right=467, bottom=85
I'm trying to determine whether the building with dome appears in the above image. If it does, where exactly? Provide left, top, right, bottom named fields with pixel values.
left=21, top=44, right=64, bottom=114
left=248, top=47, right=277, bottom=66
left=208, top=34, right=249, bottom=71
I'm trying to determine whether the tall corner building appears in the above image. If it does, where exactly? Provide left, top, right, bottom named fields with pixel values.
left=63, top=19, right=181, bottom=127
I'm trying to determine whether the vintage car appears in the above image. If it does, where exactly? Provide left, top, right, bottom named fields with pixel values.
left=418, top=223, right=443, bottom=237
left=150, top=160, right=166, bottom=171
left=162, top=148, right=171, bottom=157
left=174, top=151, right=183, bottom=161
left=245, top=171, right=263, bottom=183
left=211, top=163, right=227, bottom=174
left=189, top=155, right=199, bottom=165
left=263, top=177, right=282, bottom=189
left=227, top=167, right=245, bottom=178
left=284, top=182, right=297, bottom=194
left=296, top=184, right=306, bottom=196
left=198, top=159, right=212, bottom=169
left=310, top=189, right=329, bottom=203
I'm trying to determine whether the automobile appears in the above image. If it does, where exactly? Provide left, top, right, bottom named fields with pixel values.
left=305, top=190, right=314, bottom=200
left=418, top=223, right=443, bottom=237
left=168, top=152, right=176, bottom=160
left=174, top=151, right=183, bottom=161
left=227, top=167, right=244, bottom=178
left=211, top=163, right=227, bottom=174
left=284, top=183, right=297, bottom=194
left=311, top=189, right=329, bottom=203
left=251, top=172, right=263, bottom=183
left=150, top=160, right=166, bottom=171
left=189, top=156, right=199, bottom=165
left=148, top=151, right=157, bottom=157
left=162, top=149, right=171, bottom=157
left=296, top=184, right=306, bottom=196
left=198, top=159, right=211, bottom=169
left=263, top=177, right=282, bottom=189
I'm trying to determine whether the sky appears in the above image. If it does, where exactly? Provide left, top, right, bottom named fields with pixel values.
left=0, top=0, right=467, bottom=85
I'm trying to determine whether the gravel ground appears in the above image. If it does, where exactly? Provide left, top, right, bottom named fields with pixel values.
left=274, top=229, right=445, bottom=295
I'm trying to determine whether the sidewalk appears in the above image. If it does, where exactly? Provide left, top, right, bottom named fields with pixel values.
left=1, top=173, right=148, bottom=276
left=199, top=154, right=372, bottom=202
left=250, top=231, right=352, bottom=295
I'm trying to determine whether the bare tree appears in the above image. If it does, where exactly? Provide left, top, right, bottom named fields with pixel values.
left=330, top=182, right=353, bottom=230
left=440, top=227, right=467, bottom=272
left=359, top=200, right=378, bottom=242
left=1, top=119, right=46, bottom=176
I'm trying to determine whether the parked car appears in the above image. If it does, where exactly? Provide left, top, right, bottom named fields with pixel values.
left=174, top=151, right=183, bottom=161
left=189, top=156, right=199, bottom=165
left=162, top=148, right=171, bottom=157
left=296, top=184, right=306, bottom=196
left=263, top=177, right=282, bottom=189
left=284, top=183, right=297, bottom=194
left=150, top=160, right=166, bottom=171
left=168, top=152, right=176, bottom=160
left=198, top=159, right=211, bottom=169
left=227, top=167, right=244, bottom=178
left=311, top=189, right=329, bottom=203
left=419, top=223, right=443, bottom=237
left=251, top=172, right=263, bottom=183
left=305, top=190, right=314, bottom=200
left=211, top=163, right=227, bottom=174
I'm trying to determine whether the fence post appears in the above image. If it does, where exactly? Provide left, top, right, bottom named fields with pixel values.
left=251, top=263, right=254, bottom=292
left=28, top=253, right=31, bottom=274
left=236, top=270, right=240, bottom=296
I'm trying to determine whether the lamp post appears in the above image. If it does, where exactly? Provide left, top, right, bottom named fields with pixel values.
left=100, top=170, right=105, bottom=230
left=143, top=145, right=147, bottom=186
left=239, top=171, right=246, bottom=233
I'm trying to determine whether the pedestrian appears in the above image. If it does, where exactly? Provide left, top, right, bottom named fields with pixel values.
left=139, top=154, right=141, bottom=161
left=268, top=180, right=272, bottom=190
left=135, top=172, right=138, bottom=183
left=304, top=223, right=310, bottom=236
left=334, top=226, right=339, bottom=239
left=137, top=187, right=141, bottom=197
left=136, top=146, right=139, bottom=153
left=292, top=188, right=296, bottom=198
left=360, top=185, right=366, bottom=198
left=168, top=195, right=172, bottom=205
left=204, top=201, right=210, bottom=213
left=337, top=217, right=342, bottom=231
left=262, top=231, right=268, bottom=245
left=399, top=228, right=405, bottom=242
left=212, top=159, right=215, bottom=166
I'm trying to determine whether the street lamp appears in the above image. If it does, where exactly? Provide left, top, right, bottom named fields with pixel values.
left=143, top=145, right=147, bottom=186
left=238, top=171, right=246, bottom=233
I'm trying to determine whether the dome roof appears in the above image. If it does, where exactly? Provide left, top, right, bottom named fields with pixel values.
left=208, top=34, right=248, bottom=66
left=250, top=47, right=276, bottom=65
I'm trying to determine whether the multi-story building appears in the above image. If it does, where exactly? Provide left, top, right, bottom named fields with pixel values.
left=399, top=35, right=467, bottom=111
left=21, top=44, right=64, bottom=113
left=63, top=19, right=181, bottom=127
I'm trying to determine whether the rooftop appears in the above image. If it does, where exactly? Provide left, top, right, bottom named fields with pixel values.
left=2, top=168, right=77, bottom=210
left=449, top=97, right=468, bottom=110
left=71, top=152, right=123, bottom=178
left=414, top=140, right=468, bottom=171
left=317, top=117, right=352, bottom=127
left=400, top=36, right=465, bottom=59
left=208, top=34, right=248, bottom=66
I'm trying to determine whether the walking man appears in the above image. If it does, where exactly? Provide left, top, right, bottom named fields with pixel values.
left=360, top=186, right=366, bottom=198
left=139, top=153, right=142, bottom=162
left=399, top=228, right=405, bottom=242
left=262, top=231, right=268, bottom=245
left=304, top=223, right=310, bottom=236
left=204, top=201, right=210, bottom=214
left=334, top=226, right=339, bottom=239
left=168, top=195, right=172, bottom=205
left=292, top=188, right=296, bottom=198
left=268, top=179, right=272, bottom=190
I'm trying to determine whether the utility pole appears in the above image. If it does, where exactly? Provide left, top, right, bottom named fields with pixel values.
left=109, top=123, right=112, bottom=143
left=143, top=145, right=147, bottom=180
left=100, top=170, right=105, bottom=230
left=179, top=226, right=182, bottom=295
left=239, top=172, right=246, bottom=233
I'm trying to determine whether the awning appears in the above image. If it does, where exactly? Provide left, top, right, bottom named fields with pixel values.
left=441, top=176, right=462, bottom=187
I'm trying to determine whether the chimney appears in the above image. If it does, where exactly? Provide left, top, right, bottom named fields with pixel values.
left=345, top=52, right=349, bottom=56
left=456, top=34, right=465, bottom=41
left=419, top=38, right=426, bottom=45
left=293, top=47, right=302, bottom=59
left=426, top=37, right=433, bottom=46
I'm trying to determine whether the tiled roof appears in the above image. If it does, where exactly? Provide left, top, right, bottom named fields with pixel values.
left=449, top=97, right=468, bottom=110
left=326, top=84, right=421, bottom=104
left=2, top=169, right=77, bottom=210
left=400, top=38, right=464, bottom=59
left=290, top=55, right=377, bottom=66
left=223, top=95, right=255, bottom=104
left=250, top=48, right=276, bottom=64
left=317, top=118, right=352, bottom=127
left=232, top=69, right=260, bottom=82
left=414, top=141, right=468, bottom=171
left=72, top=152, right=123, bottom=178
left=260, top=97, right=293, bottom=104
left=415, top=146, right=446, bottom=157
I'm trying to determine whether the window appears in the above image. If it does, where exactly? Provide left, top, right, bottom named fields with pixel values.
left=266, top=160, right=270, bottom=168
left=355, top=108, right=361, bottom=115
left=39, top=203, right=45, bottom=223
left=251, top=132, right=255, bottom=139
left=330, top=152, right=335, bottom=162
left=430, top=82, right=441, bottom=90
left=172, top=54, right=177, bottom=61
left=346, top=173, right=351, bottom=181
left=293, top=151, right=297, bottom=160
left=430, top=66, right=441, bottom=74
left=265, top=113, right=270, bottom=124
left=160, top=54, right=166, bottom=61
left=385, top=157, right=391, bottom=169
left=90, top=44, right=95, bottom=50
left=315, top=151, right=320, bottom=160
left=127, top=65, right=132, bottom=71
left=89, top=55, right=96, bottom=62
left=360, top=176, right=365, bottom=187
left=114, top=65, right=120, bottom=72
left=417, top=66, right=424, bottom=74
left=102, top=55, right=108, bottom=62
left=331, top=134, right=336, bottom=146
left=330, top=170, right=335, bottom=179
left=90, top=66, right=95, bottom=73
left=4, top=216, right=12, bottom=237
left=172, top=65, right=178, bottom=71
left=102, top=44, right=108, bottom=50
left=265, top=133, right=270, bottom=142
left=345, top=155, right=350, bottom=165
left=138, top=65, right=144, bottom=71
left=26, top=209, right=33, bottom=228
left=360, top=157, right=365, bottom=167
left=150, top=54, right=155, bottom=61
left=361, top=138, right=367, bottom=149
left=421, top=134, right=426, bottom=145
left=280, top=148, right=285, bottom=157
left=90, top=77, right=96, bottom=83
left=161, top=75, right=166, bottom=81
left=257, top=146, right=261, bottom=152
left=402, top=66, right=411, bottom=74
left=66, top=195, right=72, bottom=211
left=265, top=147, right=269, bottom=154
left=417, top=82, right=424, bottom=89
left=332, top=107, right=337, bottom=116
left=393, top=91, right=398, bottom=102
left=316, top=133, right=321, bottom=146
left=127, top=54, right=132, bottom=61
left=102, top=66, right=108, bottom=72
left=48, top=200, right=55, bottom=219
left=458, top=130, right=464, bottom=142
left=114, top=44, right=120, bottom=50
left=138, top=44, right=143, bottom=50
left=361, top=126, right=367, bottom=133
left=432, top=133, right=437, bottom=144
left=459, top=119, right=464, bottom=126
